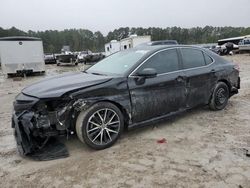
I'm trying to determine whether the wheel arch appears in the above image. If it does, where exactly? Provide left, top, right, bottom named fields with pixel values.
left=208, top=79, right=231, bottom=104
left=98, top=100, right=130, bottom=128
left=217, top=79, right=231, bottom=93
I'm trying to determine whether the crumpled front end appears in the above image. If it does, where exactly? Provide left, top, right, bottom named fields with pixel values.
left=12, top=93, right=75, bottom=159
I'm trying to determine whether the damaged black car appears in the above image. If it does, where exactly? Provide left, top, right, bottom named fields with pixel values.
left=12, top=45, right=240, bottom=157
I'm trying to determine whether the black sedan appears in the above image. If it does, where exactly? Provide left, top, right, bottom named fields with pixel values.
left=12, top=45, right=240, bottom=155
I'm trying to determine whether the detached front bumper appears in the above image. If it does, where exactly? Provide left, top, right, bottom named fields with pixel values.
left=12, top=93, right=59, bottom=156
left=12, top=94, right=86, bottom=160
left=12, top=110, right=70, bottom=160
left=12, top=110, right=55, bottom=156
left=12, top=111, right=39, bottom=155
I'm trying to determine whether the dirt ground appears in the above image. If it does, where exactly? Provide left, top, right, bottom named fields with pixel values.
left=0, top=55, right=250, bottom=188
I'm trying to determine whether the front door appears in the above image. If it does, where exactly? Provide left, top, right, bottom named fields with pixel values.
left=128, top=48, right=187, bottom=123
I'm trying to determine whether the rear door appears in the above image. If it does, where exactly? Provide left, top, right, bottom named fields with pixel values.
left=128, top=48, right=187, bottom=123
left=179, top=48, right=214, bottom=108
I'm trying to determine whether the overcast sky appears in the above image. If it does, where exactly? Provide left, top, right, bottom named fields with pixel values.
left=0, top=0, right=250, bottom=35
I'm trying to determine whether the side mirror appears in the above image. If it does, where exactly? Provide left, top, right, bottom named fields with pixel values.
left=137, top=68, right=157, bottom=78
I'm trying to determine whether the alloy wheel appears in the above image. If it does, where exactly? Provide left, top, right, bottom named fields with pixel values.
left=86, top=108, right=120, bottom=145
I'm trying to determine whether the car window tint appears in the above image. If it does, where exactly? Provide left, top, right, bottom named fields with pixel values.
left=181, top=48, right=206, bottom=69
left=203, top=53, right=213, bottom=65
left=138, top=49, right=179, bottom=74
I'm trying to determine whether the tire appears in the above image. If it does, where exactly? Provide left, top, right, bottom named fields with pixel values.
left=76, top=102, right=124, bottom=150
left=56, top=63, right=60, bottom=66
left=209, top=82, right=229, bottom=110
left=75, top=62, right=78, bottom=66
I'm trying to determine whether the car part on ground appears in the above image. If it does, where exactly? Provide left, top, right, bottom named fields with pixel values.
left=12, top=45, right=240, bottom=160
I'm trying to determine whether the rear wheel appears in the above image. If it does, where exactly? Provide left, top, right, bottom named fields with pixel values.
left=76, top=102, right=124, bottom=150
left=209, top=82, right=229, bottom=110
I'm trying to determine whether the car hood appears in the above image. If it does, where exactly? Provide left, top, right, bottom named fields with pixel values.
left=22, top=72, right=112, bottom=98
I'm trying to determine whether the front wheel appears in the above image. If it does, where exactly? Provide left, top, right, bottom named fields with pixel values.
left=76, top=102, right=124, bottom=150
left=209, top=82, right=229, bottom=110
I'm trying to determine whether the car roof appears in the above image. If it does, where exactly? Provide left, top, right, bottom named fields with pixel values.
left=132, top=44, right=204, bottom=54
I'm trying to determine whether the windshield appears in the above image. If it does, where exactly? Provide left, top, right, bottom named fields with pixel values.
left=86, top=50, right=149, bottom=76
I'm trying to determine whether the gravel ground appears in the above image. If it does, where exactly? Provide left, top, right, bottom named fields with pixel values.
left=0, top=55, right=250, bottom=188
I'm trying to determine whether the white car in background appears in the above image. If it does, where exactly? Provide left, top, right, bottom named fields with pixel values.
left=77, top=50, right=92, bottom=63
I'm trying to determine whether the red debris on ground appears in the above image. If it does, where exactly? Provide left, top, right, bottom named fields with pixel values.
left=157, top=138, right=167, bottom=144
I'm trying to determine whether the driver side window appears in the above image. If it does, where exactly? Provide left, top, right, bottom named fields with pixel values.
left=138, top=49, right=179, bottom=74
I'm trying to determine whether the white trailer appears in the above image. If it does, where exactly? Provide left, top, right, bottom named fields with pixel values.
left=105, top=40, right=121, bottom=56
left=239, top=38, right=250, bottom=52
left=0, top=36, right=45, bottom=75
left=120, top=35, right=151, bottom=50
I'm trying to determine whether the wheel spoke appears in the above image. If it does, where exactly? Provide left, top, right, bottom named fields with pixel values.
left=103, top=129, right=108, bottom=143
left=89, top=121, right=101, bottom=127
left=107, top=113, right=116, bottom=125
left=105, top=129, right=112, bottom=141
left=108, top=121, right=120, bottom=126
left=105, top=128, right=118, bottom=134
left=92, top=130, right=102, bottom=142
left=88, top=126, right=100, bottom=133
left=100, top=129, right=104, bottom=144
left=97, top=111, right=104, bottom=122
left=88, top=129, right=100, bottom=138
left=103, top=109, right=107, bottom=123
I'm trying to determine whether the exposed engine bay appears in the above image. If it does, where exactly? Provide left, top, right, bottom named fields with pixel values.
left=12, top=93, right=88, bottom=160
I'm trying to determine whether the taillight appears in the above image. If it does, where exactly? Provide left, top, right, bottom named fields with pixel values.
left=234, top=64, right=240, bottom=71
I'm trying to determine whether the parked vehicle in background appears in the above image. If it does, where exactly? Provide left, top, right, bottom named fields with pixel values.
left=77, top=50, right=92, bottom=63
left=238, top=38, right=250, bottom=52
left=209, top=46, right=220, bottom=54
left=147, top=40, right=178, bottom=45
left=0, top=36, right=45, bottom=75
left=138, top=40, right=178, bottom=47
left=56, top=53, right=78, bottom=66
left=44, top=53, right=56, bottom=64
left=217, top=43, right=239, bottom=56
left=84, top=52, right=105, bottom=63
left=12, top=45, right=240, bottom=155
left=198, top=43, right=220, bottom=54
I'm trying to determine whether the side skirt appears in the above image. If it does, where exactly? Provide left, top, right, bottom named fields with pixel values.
left=127, top=108, right=187, bottom=130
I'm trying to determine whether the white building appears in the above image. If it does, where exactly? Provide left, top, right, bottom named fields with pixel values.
left=120, top=35, right=151, bottom=50
left=105, top=40, right=121, bottom=56
left=0, top=36, right=45, bottom=75
left=105, top=35, right=151, bottom=56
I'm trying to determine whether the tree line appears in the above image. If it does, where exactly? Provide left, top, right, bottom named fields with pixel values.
left=0, top=26, right=250, bottom=53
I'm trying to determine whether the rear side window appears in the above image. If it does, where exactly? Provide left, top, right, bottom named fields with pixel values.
left=138, top=49, right=179, bottom=74
left=181, top=48, right=206, bottom=69
left=203, top=53, right=213, bottom=65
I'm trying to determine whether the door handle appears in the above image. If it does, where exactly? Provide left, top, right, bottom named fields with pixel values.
left=211, top=69, right=216, bottom=73
left=176, top=76, right=187, bottom=82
